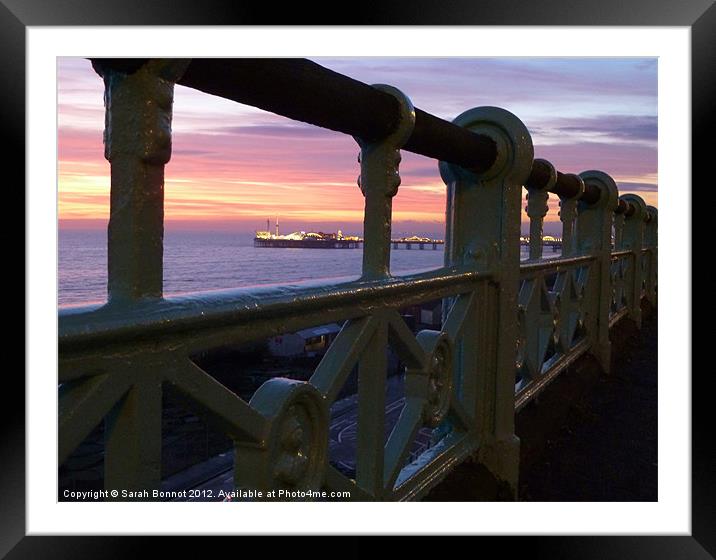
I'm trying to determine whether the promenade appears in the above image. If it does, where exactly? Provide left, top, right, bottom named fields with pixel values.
left=426, top=301, right=657, bottom=501
left=519, top=302, right=657, bottom=501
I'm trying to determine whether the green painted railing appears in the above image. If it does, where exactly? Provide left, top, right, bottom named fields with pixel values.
left=58, top=58, right=657, bottom=501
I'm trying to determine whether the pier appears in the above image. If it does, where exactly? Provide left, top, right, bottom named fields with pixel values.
left=253, top=237, right=361, bottom=249
left=59, top=58, right=658, bottom=502
left=254, top=222, right=363, bottom=248
left=520, top=235, right=562, bottom=252
left=391, top=236, right=444, bottom=250
left=253, top=228, right=444, bottom=250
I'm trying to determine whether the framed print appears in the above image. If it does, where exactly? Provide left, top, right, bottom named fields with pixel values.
left=8, top=0, right=712, bottom=555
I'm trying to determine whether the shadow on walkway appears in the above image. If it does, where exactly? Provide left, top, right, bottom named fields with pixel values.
left=426, top=301, right=658, bottom=501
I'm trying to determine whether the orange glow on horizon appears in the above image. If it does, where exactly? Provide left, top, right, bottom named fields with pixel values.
left=57, top=57, right=658, bottom=232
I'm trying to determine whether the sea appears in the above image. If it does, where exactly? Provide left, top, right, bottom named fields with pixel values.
left=58, top=229, right=543, bottom=307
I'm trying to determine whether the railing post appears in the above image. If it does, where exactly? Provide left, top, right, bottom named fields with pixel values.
left=91, top=59, right=189, bottom=498
left=524, top=158, right=554, bottom=260
left=613, top=199, right=627, bottom=250
left=619, top=194, right=647, bottom=328
left=558, top=174, right=584, bottom=258
left=353, top=85, right=414, bottom=497
left=104, top=376, right=163, bottom=498
left=644, top=206, right=658, bottom=305
left=355, top=85, right=415, bottom=280
left=440, top=107, right=533, bottom=499
left=92, top=59, right=190, bottom=303
left=576, top=171, right=619, bottom=373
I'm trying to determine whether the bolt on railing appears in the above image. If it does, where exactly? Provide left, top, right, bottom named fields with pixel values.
left=59, top=58, right=657, bottom=502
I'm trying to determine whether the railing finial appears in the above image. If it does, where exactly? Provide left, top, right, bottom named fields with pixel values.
left=557, top=173, right=584, bottom=257
left=524, top=158, right=556, bottom=260
left=576, top=170, right=619, bottom=372
left=95, top=59, right=190, bottom=304
left=620, top=194, right=647, bottom=328
left=355, top=84, right=415, bottom=280
left=644, top=206, right=658, bottom=306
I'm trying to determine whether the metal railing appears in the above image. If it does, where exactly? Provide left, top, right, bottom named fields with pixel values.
left=59, top=58, right=658, bottom=501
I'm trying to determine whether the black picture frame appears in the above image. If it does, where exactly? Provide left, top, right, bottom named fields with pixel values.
left=9, top=0, right=709, bottom=556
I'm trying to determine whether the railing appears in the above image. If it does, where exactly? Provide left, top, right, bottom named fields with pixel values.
left=58, top=58, right=658, bottom=501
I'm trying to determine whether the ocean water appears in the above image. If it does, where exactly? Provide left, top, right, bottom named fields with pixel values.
left=58, top=230, right=549, bottom=307
left=58, top=230, right=442, bottom=307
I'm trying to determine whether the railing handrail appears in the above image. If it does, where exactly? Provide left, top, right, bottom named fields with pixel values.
left=90, top=57, right=639, bottom=207
left=518, top=253, right=596, bottom=274
left=57, top=245, right=629, bottom=349
left=58, top=266, right=487, bottom=351
left=91, top=58, right=499, bottom=174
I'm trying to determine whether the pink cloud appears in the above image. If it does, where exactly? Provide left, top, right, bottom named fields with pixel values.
left=58, top=57, right=657, bottom=231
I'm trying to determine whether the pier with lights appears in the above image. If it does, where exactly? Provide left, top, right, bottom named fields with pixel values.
left=254, top=219, right=444, bottom=250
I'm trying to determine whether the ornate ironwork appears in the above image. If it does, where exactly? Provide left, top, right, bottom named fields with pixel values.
left=59, top=59, right=657, bottom=502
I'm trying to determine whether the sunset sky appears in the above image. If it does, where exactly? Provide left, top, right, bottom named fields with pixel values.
left=58, top=57, right=657, bottom=237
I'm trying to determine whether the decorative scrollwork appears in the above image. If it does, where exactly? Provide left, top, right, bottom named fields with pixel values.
left=610, top=261, right=619, bottom=311
left=354, top=84, right=414, bottom=200
left=515, top=303, right=527, bottom=373
left=353, top=84, right=415, bottom=280
left=234, top=378, right=328, bottom=496
left=610, top=256, right=629, bottom=313
left=415, top=331, right=453, bottom=428
left=552, top=269, right=583, bottom=352
left=551, top=291, right=562, bottom=346
left=516, top=277, right=555, bottom=382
